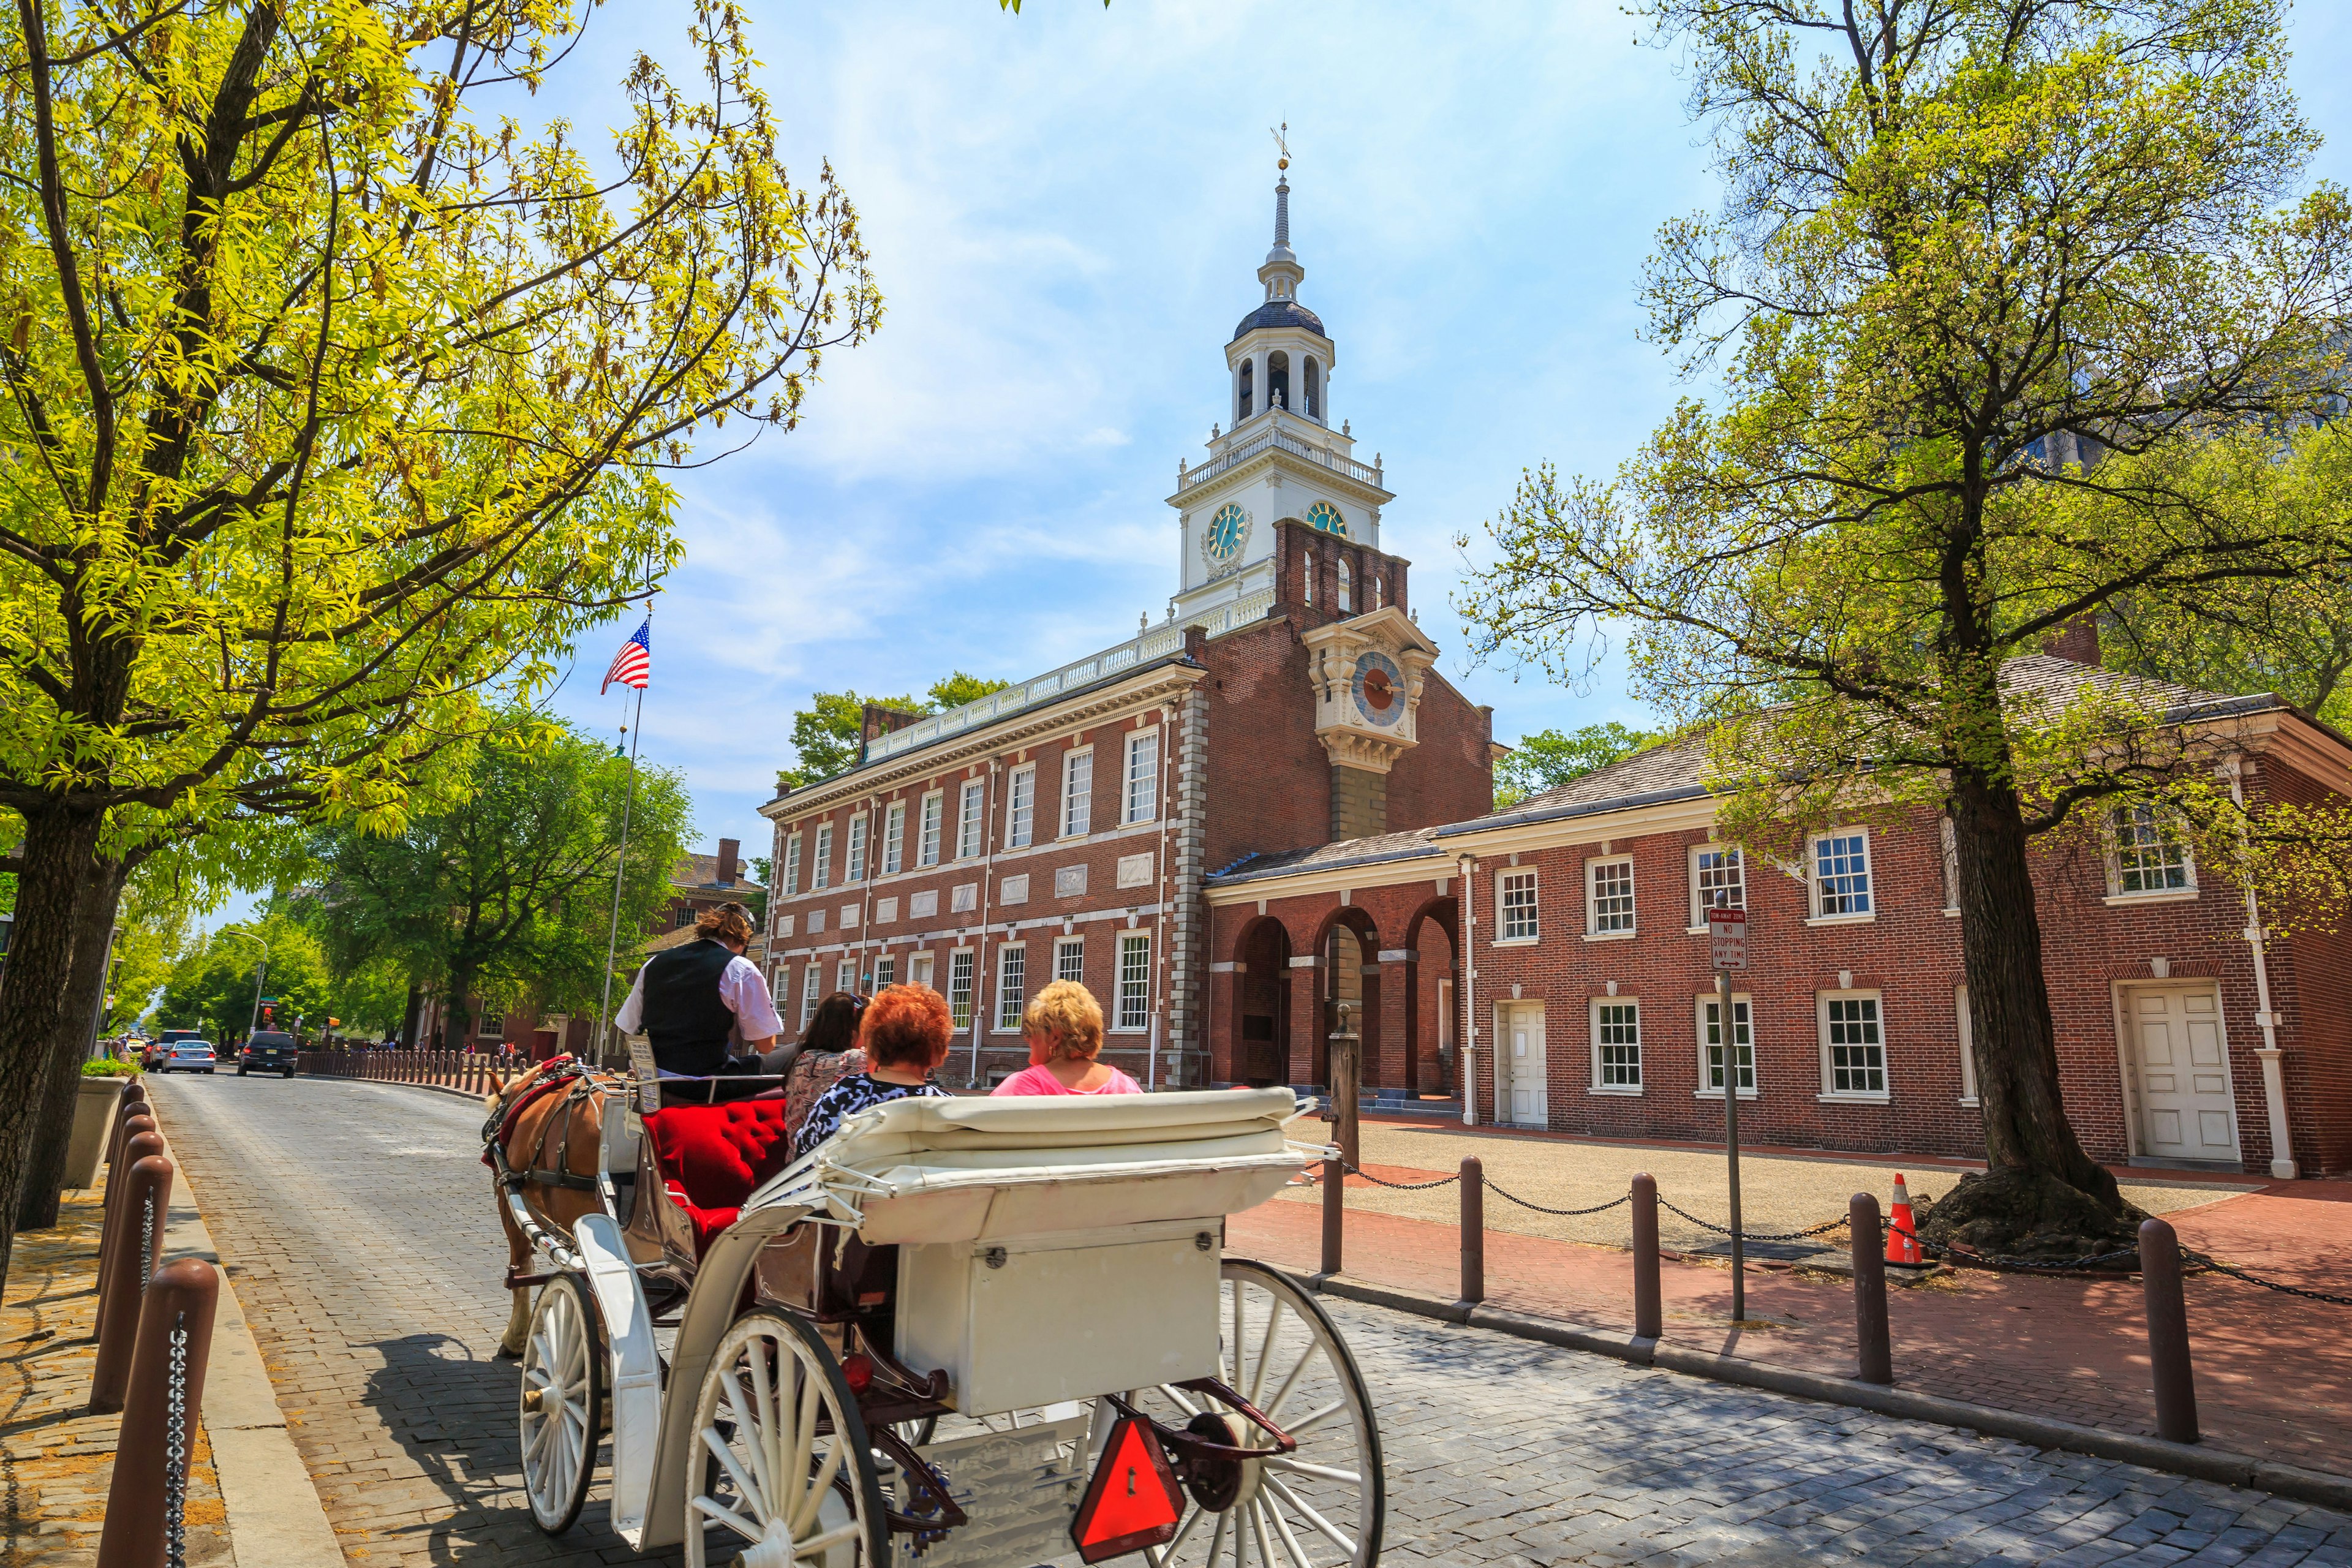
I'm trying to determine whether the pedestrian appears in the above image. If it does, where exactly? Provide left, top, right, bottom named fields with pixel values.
left=990, top=981, right=1142, bottom=1096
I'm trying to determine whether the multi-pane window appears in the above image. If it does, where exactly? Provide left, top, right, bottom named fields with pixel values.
left=1702, top=997, right=1755, bottom=1093
left=1125, top=731, right=1160, bottom=824
left=948, top=951, right=976, bottom=1030
left=918, top=793, right=943, bottom=867
left=1006, top=765, right=1036, bottom=850
left=837, top=960, right=856, bottom=995
left=1823, top=995, right=1887, bottom=1095
left=957, top=780, right=986, bottom=860
left=801, top=966, right=820, bottom=1028
left=1589, top=858, right=1636, bottom=935
left=845, top=814, right=868, bottom=883
left=883, top=801, right=906, bottom=876
left=1061, top=749, right=1093, bottom=838
left=1116, top=933, right=1152, bottom=1031
left=1693, top=846, right=1744, bottom=923
left=1813, top=832, right=1872, bottom=916
left=812, top=824, right=833, bottom=891
left=2111, top=804, right=2193, bottom=894
left=782, top=834, right=802, bottom=897
left=1595, top=1001, right=1642, bottom=1087
left=873, top=955, right=897, bottom=990
left=771, top=967, right=788, bottom=1006
left=996, top=945, right=1027, bottom=1031
left=1055, top=937, right=1085, bottom=986
left=477, top=1009, right=505, bottom=1036
left=1499, top=871, right=1539, bottom=941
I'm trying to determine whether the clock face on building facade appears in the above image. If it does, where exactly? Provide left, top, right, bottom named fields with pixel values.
left=1351, top=650, right=1405, bottom=728
left=1204, top=503, right=1251, bottom=567
left=1306, top=500, right=1348, bottom=537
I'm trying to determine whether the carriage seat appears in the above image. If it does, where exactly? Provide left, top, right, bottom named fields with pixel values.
left=642, top=1099, right=798, bottom=1257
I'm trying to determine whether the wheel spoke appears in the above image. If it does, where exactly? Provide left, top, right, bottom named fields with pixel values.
left=1282, top=1398, right=1347, bottom=1438
left=1161, top=1501, right=1209, bottom=1561
left=790, top=1434, right=845, bottom=1536
left=1262, top=1474, right=1357, bottom=1558
left=699, top=1422, right=769, bottom=1523
left=688, top=1493, right=764, bottom=1540
left=1159, top=1384, right=1203, bottom=1419
left=1262, top=1456, right=1359, bottom=1485
left=718, top=1367, right=771, bottom=1520
left=1260, top=1490, right=1322, bottom=1568
left=745, top=1333, right=779, bottom=1502
left=1247, top=1298, right=1287, bottom=1406
left=1250, top=1494, right=1284, bottom=1568
left=1261, top=1344, right=1317, bottom=1423
left=799, top=1518, right=862, bottom=1554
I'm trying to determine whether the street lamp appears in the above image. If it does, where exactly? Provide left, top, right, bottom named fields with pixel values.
left=218, top=925, right=273, bottom=1038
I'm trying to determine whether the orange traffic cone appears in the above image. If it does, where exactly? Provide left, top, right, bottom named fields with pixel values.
left=1885, top=1174, right=1922, bottom=1265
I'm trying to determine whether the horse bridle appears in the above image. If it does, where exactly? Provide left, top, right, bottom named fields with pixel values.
left=483, top=1058, right=624, bottom=1196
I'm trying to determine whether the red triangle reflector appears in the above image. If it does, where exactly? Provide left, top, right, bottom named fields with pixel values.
left=1070, top=1415, right=1186, bottom=1563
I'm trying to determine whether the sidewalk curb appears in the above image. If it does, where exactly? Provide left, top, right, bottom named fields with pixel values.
left=157, top=1120, right=349, bottom=1567
left=1310, top=1275, right=2352, bottom=1514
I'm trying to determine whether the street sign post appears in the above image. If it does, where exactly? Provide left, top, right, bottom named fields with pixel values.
left=1708, top=904, right=1748, bottom=1322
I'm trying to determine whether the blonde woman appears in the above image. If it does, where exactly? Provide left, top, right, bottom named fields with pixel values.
left=991, top=980, right=1143, bottom=1096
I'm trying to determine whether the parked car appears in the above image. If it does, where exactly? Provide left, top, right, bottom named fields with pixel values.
left=141, top=1039, right=173, bottom=1069
left=238, top=1031, right=300, bottom=1079
left=157, top=1041, right=217, bottom=1074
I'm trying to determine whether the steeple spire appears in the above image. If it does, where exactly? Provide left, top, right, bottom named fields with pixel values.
left=1267, top=122, right=1296, bottom=268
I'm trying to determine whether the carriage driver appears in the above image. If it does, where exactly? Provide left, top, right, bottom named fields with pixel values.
left=612, top=902, right=782, bottom=1088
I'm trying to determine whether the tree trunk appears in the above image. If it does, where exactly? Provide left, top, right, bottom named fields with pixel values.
left=17, top=856, right=130, bottom=1231
left=1950, top=771, right=2123, bottom=1213
left=399, top=980, right=424, bottom=1048
left=0, top=801, right=105, bottom=1286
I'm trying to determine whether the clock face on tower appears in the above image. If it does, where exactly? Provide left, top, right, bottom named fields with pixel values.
left=1306, top=500, right=1348, bottom=537
left=1351, top=650, right=1406, bottom=728
left=1204, top=503, right=1251, bottom=568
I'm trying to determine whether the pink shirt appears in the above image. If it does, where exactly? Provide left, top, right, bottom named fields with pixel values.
left=992, top=1063, right=1145, bottom=1097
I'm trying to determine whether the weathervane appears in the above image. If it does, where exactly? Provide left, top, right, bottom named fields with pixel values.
left=1270, top=121, right=1290, bottom=171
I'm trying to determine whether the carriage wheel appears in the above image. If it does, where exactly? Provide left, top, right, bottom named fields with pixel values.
left=1131, top=1259, right=1384, bottom=1568
left=519, top=1273, right=603, bottom=1534
left=685, top=1306, right=889, bottom=1568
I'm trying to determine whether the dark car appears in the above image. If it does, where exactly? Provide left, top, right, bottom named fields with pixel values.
left=239, top=1030, right=301, bottom=1079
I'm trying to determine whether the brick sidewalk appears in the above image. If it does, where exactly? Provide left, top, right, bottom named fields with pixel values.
left=1, top=1178, right=234, bottom=1567
left=1231, top=1173, right=2352, bottom=1477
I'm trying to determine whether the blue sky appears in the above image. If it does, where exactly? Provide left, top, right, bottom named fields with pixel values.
left=245, top=1, right=2352, bottom=907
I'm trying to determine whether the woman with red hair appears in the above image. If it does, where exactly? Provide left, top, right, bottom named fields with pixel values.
left=793, top=985, right=953, bottom=1156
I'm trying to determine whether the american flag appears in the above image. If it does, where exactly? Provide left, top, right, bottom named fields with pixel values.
left=601, top=619, right=651, bottom=694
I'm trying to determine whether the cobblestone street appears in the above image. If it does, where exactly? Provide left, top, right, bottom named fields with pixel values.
left=149, top=1074, right=2352, bottom=1567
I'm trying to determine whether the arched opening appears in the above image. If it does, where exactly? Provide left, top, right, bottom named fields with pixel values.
left=1401, top=897, right=1462, bottom=1099
left=1237, top=358, right=1254, bottom=421
left=1231, top=917, right=1292, bottom=1087
left=1314, top=908, right=1384, bottom=1092
left=1337, top=558, right=1352, bottom=613
left=1302, top=552, right=1316, bottom=608
left=1267, top=350, right=1291, bottom=413
left=1303, top=356, right=1321, bottom=420
left=1370, top=571, right=1382, bottom=611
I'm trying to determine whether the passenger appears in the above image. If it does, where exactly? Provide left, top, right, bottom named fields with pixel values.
left=990, top=981, right=1143, bottom=1097
left=778, top=992, right=871, bottom=1144
left=793, top=984, right=953, bottom=1156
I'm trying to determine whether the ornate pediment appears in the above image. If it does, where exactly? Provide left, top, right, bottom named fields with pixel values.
left=1301, top=606, right=1440, bottom=775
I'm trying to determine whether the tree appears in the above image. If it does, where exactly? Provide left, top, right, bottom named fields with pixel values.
left=1495, top=723, right=1659, bottom=809
left=782, top=673, right=1012, bottom=787
left=308, top=717, right=693, bottom=1046
left=1459, top=1, right=2352, bottom=1253
left=103, top=865, right=196, bottom=1035
left=157, top=916, right=331, bottom=1044
left=0, top=0, right=877, bottom=1280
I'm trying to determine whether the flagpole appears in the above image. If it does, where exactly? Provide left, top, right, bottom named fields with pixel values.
left=594, top=625, right=649, bottom=1066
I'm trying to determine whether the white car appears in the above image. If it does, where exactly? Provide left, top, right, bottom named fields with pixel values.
left=159, top=1041, right=217, bottom=1074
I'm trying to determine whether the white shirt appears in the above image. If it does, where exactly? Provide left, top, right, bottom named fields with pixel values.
left=614, top=950, right=783, bottom=1044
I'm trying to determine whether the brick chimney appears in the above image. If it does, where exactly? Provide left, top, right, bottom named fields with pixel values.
left=859, top=702, right=924, bottom=759
left=2044, top=614, right=2100, bottom=665
left=716, top=837, right=739, bottom=885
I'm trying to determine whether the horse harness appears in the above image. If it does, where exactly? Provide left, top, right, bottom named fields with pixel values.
left=482, top=1057, right=625, bottom=1197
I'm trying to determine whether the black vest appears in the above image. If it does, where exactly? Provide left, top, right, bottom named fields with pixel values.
left=641, top=938, right=739, bottom=1076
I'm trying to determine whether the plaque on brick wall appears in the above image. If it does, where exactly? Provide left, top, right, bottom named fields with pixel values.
left=1000, top=873, right=1030, bottom=904
left=1055, top=864, right=1088, bottom=899
left=807, top=909, right=825, bottom=933
left=875, top=897, right=898, bottom=924
left=777, top=914, right=794, bottom=938
left=840, top=904, right=861, bottom=929
left=909, top=889, right=939, bottom=918
left=951, top=882, right=979, bottom=913
left=1117, top=852, right=1154, bottom=889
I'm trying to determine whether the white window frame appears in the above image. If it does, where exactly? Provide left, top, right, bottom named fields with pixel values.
left=995, top=943, right=1027, bottom=1032
left=1061, top=748, right=1094, bottom=839
left=1809, top=829, right=1874, bottom=922
left=845, top=813, right=868, bottom=883
left=836, top=959, right=856, bottom=995
left=957, top=778, right=986, bottom=861
left=771, top=967, right=788, bottom=1007
left=1818, top=990, right=1889, bottom=1101
left=782, top=833, right=802, bottom=897
left=801, top=966, right=821, bottom=1029
left=1696, top=993, right=1757, bottom=1099
left=1590, top=998, right=1642, bottom=1093
left=1495, top=870, right=1539, bottom=944
left=2106, top=802, right=2197, bottom=902
left=1688, top=844, right=1744, bottom=931
left=1955, top=984, right=1978, bottom=1106
left=1586, top=855, right=1636, bottom=939
left=1114, top=932, right=1152, bottom=1033
left=873, top=954, right=897, bottom=990
left=1123, top=729, right=1160, bottom=825
left=918, top=791, right=944, bottom=868
left=882, top=801, right=906, bottom=877
left=475, top=1008, right=506, bottom=1036
left=1006, top=764, right=1036, bottom=850
left=948, top=949, right=976, bottom=1030
left=812, top=823, right=834, bottom=891
left=1055, top=936, right=1085, bottom=986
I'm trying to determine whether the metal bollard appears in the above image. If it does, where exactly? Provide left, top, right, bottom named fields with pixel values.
left=95, top=1257, right=219, bottom=1568
left=105, top=1112, right=157, bottom=1214
left=105, top=1094, right=151, bottom=1177
left=2141, top=1218, right=2199, bottom=1443
left=91, top=1153, right=175, bottom=1413
left=97, top=1129, right=165, bottom=1323
left=1460, top=1157, right=1485, bottom=1308
left=1631, top=1173, right=1661, bottom=1340
left=1851, top=1193, right=1893, bottom=1384
left=1320, top=1158, right=1343, bottom=1277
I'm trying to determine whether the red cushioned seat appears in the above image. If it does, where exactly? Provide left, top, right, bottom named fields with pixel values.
left=643, top=1101, right=797, bottom=1258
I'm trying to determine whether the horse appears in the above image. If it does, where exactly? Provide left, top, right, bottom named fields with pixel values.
left=482, top=1056, right=625, bottom=1359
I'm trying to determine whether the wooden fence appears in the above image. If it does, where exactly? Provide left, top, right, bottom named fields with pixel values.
left=295, top=1048, right=530, bottom=1096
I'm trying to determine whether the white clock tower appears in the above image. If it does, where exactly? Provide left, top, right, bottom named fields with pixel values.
left=1167, top=168, right=1393, bottom=631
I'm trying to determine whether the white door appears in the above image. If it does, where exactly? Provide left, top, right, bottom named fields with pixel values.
left=2130, top=986, right=2240, bottom=1164
left=910, top=952, right=935, bottom=990
left=1502, top=1004, right=1547, bottom=1126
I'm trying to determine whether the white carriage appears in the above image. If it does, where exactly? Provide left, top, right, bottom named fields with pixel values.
left=503, top=1081, right=1384, bottom=1567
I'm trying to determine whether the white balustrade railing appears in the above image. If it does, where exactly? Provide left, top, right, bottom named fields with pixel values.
left=1177, top=424, right=1382, bottom=494
left=867, top=624, right=1193, bottom=764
